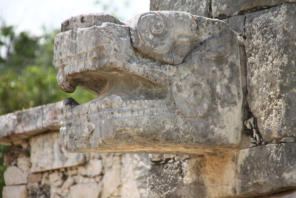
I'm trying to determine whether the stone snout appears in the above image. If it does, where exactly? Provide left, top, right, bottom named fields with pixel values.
left=54, top=12, right=244, bottom=154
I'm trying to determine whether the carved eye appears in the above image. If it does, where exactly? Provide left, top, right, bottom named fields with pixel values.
left=137, top=12, right=167, bottom=42
left=150, top=20, right=165, bottom=35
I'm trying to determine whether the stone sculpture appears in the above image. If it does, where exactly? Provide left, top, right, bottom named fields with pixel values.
left=54, top=11, right=244, bottom=153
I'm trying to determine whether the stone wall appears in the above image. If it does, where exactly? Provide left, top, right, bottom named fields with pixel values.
left=1, top=0, right=296, bottom=198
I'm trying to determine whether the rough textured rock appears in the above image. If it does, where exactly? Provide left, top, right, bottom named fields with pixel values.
left=4, top=166, right=27, bottom=185
left=0, top=100, right=76, bottom=144
left=30, top=132, right=85, bottom=172
left=1, top=1, right=296, bottom=198
left=77, top=159, right=102, bottom=177
left=150, top=0, right=210, bottom=17
left=235, top=143, right=296, bottom=197
left=70, top=183, right=101, bottom=198
left=211, top=0, right=296, bottom=18
left=245, top=4, right=296, bottom=142
left=54, top=12, right=244, bottom=154
left=2, top=185, right=27, bottom=198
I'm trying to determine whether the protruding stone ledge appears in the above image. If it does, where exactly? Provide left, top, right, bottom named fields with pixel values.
left=30, top=132, right=85, bottom=173
left=0, top=99, right=77, bottom=145
left=54, top=12, right=244, bottom=154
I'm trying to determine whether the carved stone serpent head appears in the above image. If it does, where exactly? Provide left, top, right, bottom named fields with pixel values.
left=54, top=12, right=244, bottom=154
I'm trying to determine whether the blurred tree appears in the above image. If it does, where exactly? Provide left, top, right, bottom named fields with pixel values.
left=0, top=23, right=96, bottom=115
left=0, top=22, right=96, bottom=197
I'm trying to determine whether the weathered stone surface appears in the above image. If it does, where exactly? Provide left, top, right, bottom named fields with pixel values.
left=17, top=155, right=30, bottom=173
left=77, top=159, right=102, bottom=177
left=4, top=166, right=27, bottom=185
left=2, top=185, right=27, bottom=198
left=55, top=12, right=244, bottom=154
left=266, top=191, right=296, bottom=198
left=212, top=0, right=296, bottom=18
left=70, top=183, right=101, bottom=198
left=0, top=100, right=76, bottom=144
left=235, top=143, right=296, bottom=197
left=150, top=0, right=209, bottom=17
left=61, top=14, right=123, bottom=32
left=245, top=4, right=296, bottom=142
left=224, top=15, right=245, bottom=34
left=28, top=173, right=42, bottom=183
left=101, top=154, right=122, bottom=197
left=121, top=154, right=150, bottom=198
left=30, top=132, right=85, bottom=172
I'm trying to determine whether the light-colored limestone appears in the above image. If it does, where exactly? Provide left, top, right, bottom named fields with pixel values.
left=78, top=159, right=102, bottom=177
left=150, top=0, right=210, bottom=17
left=55, top=12, right=244, bottom=154
left=30, top=132, right=85, bottom=172
left=4, top=166, right=27, bottom=185
left=3, top=185, right=27, bottom=198
left=70, top=183, right=101, bottom=198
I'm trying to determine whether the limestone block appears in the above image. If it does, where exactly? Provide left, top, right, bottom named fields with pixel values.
left=61, top=14, right=123, bottom=32
left=49, top=172, right=64, bottom=187
left=77, top=159, right=102, bottom=177
left=70, top=183, right=101, bottom=198
left=224, top=15, right=245, bottom=34
left=2, top=185, right=27, bottom=198
left=121, top=154, right=151, bottom=198
left=4, top=166, right=27, bottom=185
left=245, top=4, right=296, bottom=142
left=235, top=143, right=296, bottom=197
left=30, top=132, right=85, bottom=172
left=101, top=154, right=121, bottom=198
left=17, top=156, right=30, bottom=173
left=0, top=100, right=76, bottom=144
left=211, top=0, right=296, bottom=18
left=55, top=12, right=244, bottom=154
left=150, top=0, right=210, bottom=17
left=28, top=173, right=42, bottom=183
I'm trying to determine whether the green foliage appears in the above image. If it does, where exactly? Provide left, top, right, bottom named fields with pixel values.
left=0, top=24, right=96, bottom=115
left=0, top=66, right=96, bottom=115
left=0, top=22, right=96, bottom=197
left=0, top=146, right=6, bottom=197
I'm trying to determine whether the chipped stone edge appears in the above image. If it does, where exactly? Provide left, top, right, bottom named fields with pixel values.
left=0, top=99, right=76, bottom=145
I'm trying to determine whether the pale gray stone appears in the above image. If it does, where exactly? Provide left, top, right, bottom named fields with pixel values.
left=49, top=172, right=64, bottom=187
left=30, top=132, right=85, bottom=172
left=224, top=15, right=245, bottom=34
left=77, top=159, right=102, bottom=177
left=0, top=100, right=76, bottom=144
left=130, top=11, right=197, bottom=65
left=70, top=183, right=101, bottom=198
left=101, top=154, right=121, bottom=197
left=61, top=14, right=123, bottom=32
left=235, top=143, right=296, bottom=197
left=3, top=185, right=27, bottom=198
left=211, top=0, right=296, bottom=18
left=54, top=12, right=244, bottom=154
left=150, top=0, right=210, bottom=17
left=4, top=166, right=27, bottom=185
left=17, top=156, right=31, bottom=173
left=245, top=4, right=296, bottom=142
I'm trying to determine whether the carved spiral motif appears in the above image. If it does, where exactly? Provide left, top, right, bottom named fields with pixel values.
left=172, top=73, right=212, bottom=118
left=137, top=12, right=168, bottom=48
